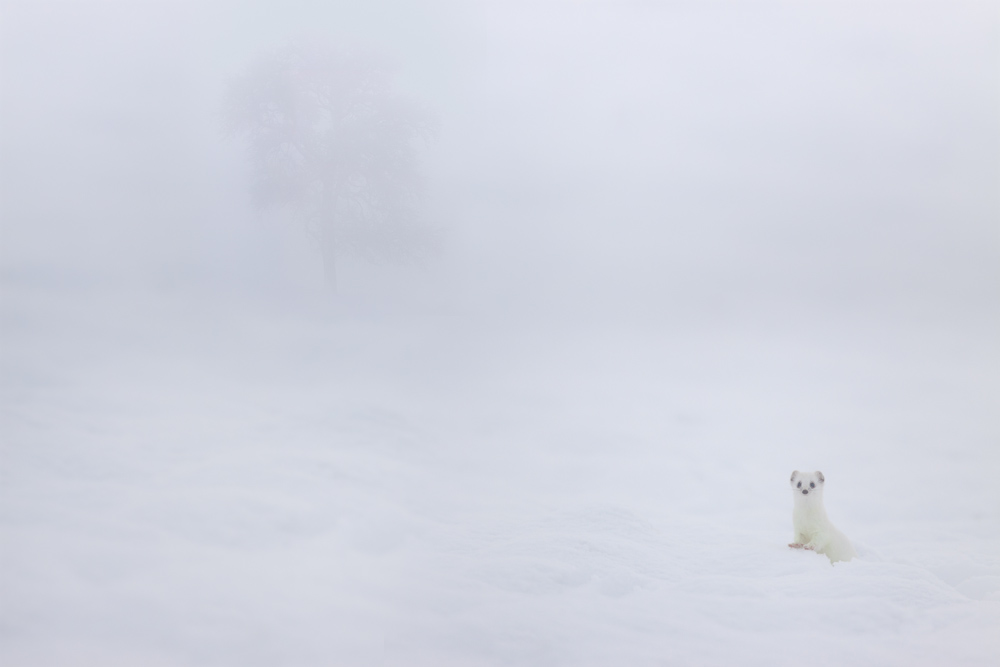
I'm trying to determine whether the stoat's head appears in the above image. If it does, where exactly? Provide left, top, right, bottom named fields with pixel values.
left=790, top=470, right=825, bottom=502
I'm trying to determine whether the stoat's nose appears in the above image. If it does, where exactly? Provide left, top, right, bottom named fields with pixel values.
left=801, top=489, right=809, bottom=495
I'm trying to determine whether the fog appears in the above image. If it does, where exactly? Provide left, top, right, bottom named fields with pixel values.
left=2, top=1, right=998, bottom=665
left=4, top=1, right=996, bottom=319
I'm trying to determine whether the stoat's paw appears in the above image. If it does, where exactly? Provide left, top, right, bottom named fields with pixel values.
left=788, top=543, right=804, bottom=548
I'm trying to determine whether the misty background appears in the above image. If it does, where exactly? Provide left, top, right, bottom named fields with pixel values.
left=1, top=1, right=998, bottom=665
left=3, top=1, right=995, bottom=321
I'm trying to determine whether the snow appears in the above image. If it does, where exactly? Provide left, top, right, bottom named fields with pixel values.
left=1, top=279, right=997, bottom=666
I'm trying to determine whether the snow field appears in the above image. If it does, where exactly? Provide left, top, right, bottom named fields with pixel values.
left=1, top=283, right=998, bottom=666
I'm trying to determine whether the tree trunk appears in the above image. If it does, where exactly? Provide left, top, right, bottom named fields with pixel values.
left=320, top=234, right=337, bottom=294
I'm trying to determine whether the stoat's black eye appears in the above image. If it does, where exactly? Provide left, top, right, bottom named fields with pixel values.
left=810, top=482, right=815, bottom=488
left=797, top=482, right=802, bottom=488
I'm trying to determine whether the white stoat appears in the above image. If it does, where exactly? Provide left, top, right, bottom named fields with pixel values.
left=788, top=470, right=856, bottom=564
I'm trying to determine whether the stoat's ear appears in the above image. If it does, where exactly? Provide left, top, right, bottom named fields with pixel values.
left=816, top=471, right=825, bottom=483
left=790, top=470, right=799, bottom=485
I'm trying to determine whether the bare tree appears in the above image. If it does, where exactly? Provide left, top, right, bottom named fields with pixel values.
left=225, top=46, right=435, bottom=292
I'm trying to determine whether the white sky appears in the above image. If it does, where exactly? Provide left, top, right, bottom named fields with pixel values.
left=1, top=0, right=997, bottom=325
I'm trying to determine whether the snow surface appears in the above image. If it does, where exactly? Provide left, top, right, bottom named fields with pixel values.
left=1, top=280, right=998, bottom=666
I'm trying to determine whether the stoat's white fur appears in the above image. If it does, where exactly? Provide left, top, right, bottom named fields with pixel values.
left=788, top=470, right=856, bottom=564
